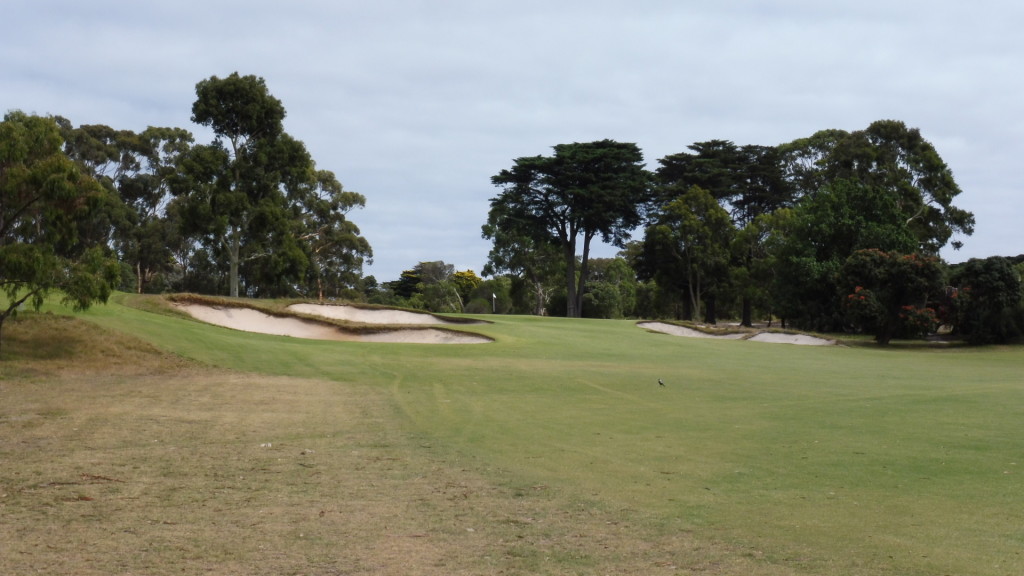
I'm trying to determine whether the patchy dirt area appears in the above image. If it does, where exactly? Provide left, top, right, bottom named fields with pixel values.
left=638, top=321, right=835, bottom=346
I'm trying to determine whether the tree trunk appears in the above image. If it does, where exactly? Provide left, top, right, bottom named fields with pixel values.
left=563, top=243, right=578, bottom=318
left=575, top=234, right=594, bottom=319
left=704, top=295, right=717, bottom=325
left=741, top=296, right=753, bottom=327
left=533, top=280, right=545, bottom=316
left=687, top=273, right=701, bottom=323
left=228, top=229, right=240, bottom=298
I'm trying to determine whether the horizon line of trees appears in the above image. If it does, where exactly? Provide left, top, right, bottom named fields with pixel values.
left=483, top=122, right=1023, bottom=344
left=4, top=83, right=1022, bottom=352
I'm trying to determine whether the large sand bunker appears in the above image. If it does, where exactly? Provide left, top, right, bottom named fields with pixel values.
left=287, top=303, right=457, bottom=325
left=178, top=304, right=490, bottom=344
left=639, top=322, right=835, bottom=346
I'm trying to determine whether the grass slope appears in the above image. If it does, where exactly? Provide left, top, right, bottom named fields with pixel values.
left=3, top=293, right=1022, bottom=575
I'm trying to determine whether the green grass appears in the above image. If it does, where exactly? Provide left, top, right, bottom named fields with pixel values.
left=6, top=292, right=1024, bottom=575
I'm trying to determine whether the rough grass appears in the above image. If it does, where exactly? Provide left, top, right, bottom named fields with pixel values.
left=3, top=295, right=1023, bottom=575
left=1, top=310, right=779, bottom=575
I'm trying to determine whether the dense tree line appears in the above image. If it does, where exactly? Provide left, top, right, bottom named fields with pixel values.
left=1, top=73, right=372, bottom=353
left=484, top=122, right=1023, bottom=343
left=8, top=73, right=372, bottom=296
left=4, top=83, right=1020, bottom=352
left=365, top=261, right=505, bottom=315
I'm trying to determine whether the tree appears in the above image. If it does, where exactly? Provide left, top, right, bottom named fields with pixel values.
left=0, top=112, right=120, bottom=356
left=656, top=142, right=793, bottom=325
left=489, top=140, right=651, bottom=317
left=482, top=204, right=563, bottom=316
left=656, top=140, right=743, bottom=206
left=949, top=257, right=1023, bottom=344
left=779, top=120, right=974, bottom=253
left=177, top=72, right=310, bottom=298
left=60, top=121, right=194, bottom=293
left=382, top=261, right=473, bottom=313
left=414, top=261, right=465, bottom=313
left=731, top=213, right=778, bottom=326
left=639, top=186, right=733, bottom=323
left=581, top=257, right=638, bottom=319
left=771, top=178, right=920, bottom=330
left=298, top=170, right=372, bottom=301
left=839, top=249, right=944, bottom=344
left=450, top=269, right=482, bottom=311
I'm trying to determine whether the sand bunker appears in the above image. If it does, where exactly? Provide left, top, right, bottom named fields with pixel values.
left=178, top=304, right=490, bottom=344
left=287, top=303, right=454, bottom=325
left=639, top=322, right=834, bottom=346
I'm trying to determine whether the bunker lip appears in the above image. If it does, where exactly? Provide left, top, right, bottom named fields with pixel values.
left=176, top=303, right=491, bottom=344
left=286, top=303, right=474, bottom=325
left=638, top=321, right=836, bottom=346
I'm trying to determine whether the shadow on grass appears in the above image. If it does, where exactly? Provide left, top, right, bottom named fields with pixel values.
left=3, top=313, right=89, bottom=362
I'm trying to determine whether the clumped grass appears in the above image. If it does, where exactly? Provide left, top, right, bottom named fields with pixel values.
left=3, top=294, right=1023, bottom=575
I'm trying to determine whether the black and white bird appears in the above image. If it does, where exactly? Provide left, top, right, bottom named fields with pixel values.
left=658, top=378, right=665, bottom=387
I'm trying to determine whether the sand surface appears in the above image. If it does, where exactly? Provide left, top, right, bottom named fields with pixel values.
left=638, top=322, right=835, bottom=346
left=178, top=304, right=490, bottom=344
left=287, top=303, right=452, bottom=325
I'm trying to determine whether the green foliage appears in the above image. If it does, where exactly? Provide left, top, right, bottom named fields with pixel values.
left=779, top=119, right=974, bottom=252
left=0, top=112, right=120, bottom=355
left=482, top=203, right=564, bottom=316
left=378, top=261, right=480, bottom=312
left=300, top=170, right=371, bottom=300
left=949, top=256, right=1023, bottom=344
left=450, top=269, right=481, bottom=307
left=581, top=257, right=638, bottom=319
left=839, top=249, right=944, bottom=344
left=640, top=186, right=733, bottom=322
left=489, top=140, right=651, bottom=317
left=656, top=140, right=793, bottom=225
left=60, top=121, right=195, bottom=294
left=175, top=73, right=370, bottom=298
left=772, top=179, right=920, bottom=330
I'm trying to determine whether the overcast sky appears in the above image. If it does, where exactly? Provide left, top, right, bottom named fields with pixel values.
left=5, top=1, right=1022, bottom=281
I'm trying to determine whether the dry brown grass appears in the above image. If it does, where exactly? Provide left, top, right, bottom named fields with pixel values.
left=0, top=314, right=786, bottom=575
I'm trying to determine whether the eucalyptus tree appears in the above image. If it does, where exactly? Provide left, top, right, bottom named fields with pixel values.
left=639, top=186, right=733, bottom=323
left=779, top=120, right=974, bottom=253
left=180, top=72, right=294, bottom=297
left=482, top=200, right=563, bottom=316
left=766, top=120, right=975, bottom=330
left=176, top=72, right=369, bottom=298
left=60, top=120, right=194, bottom=292
left=488, top=140, right=651, bottom=317
left=0, top=112, right=120, bottom=355
left=298, top=169, right=371, bottom=301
